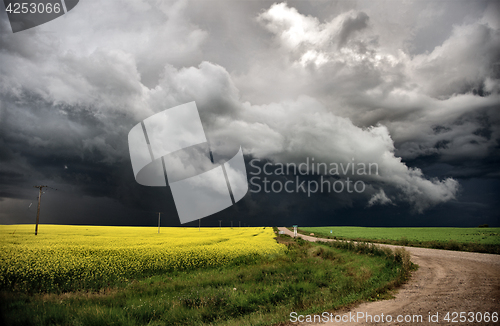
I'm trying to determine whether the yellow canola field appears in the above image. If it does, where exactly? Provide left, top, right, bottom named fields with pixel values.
left=0, top=225, right=285, bottom=292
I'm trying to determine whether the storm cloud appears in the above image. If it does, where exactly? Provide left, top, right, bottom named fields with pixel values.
left=0, top=0, right=498, bottom=226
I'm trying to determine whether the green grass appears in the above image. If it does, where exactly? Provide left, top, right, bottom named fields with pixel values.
left=0, top=233, right=414, bottom=326
left=298, top=227, right=500, bottom=254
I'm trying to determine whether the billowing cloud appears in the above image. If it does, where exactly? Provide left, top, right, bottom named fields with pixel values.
left=251, top=2, right=500, bottom=178
left=147, top=62, right=459, bottom=212
left=0, top=0, right=498, bottom=225
left=257, top=3, right=375, bottom=67
left=410, top=22, right=500, bottom=98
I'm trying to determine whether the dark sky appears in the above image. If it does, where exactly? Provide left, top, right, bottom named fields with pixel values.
left=1, top=0, right=499, bottom=227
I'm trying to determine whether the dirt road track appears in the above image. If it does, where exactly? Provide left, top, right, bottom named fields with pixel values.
left=277, top=227, right=500, bottom=325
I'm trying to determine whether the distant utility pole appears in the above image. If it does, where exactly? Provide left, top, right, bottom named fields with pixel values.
left=199, top=219, right=201, bottom=231
left=219, top=220, right=222, bottom=230
left=33, top=185, right=53, bottom=235
left=158, top=212, right=161, bottom=234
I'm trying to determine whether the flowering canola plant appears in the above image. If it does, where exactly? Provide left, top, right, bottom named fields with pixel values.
left=0, top=225, right=285, bottom=293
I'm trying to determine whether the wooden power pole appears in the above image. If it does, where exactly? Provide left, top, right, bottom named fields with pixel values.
left=33, top=185, right=47, bottom=235
left=32, top=185, right=56, bottom=235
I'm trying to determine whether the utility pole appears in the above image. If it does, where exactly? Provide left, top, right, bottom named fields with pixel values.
left=219, top=220, right=222, bottom=230
left=33, top=185, right=48, bottom=235
left=199, top=218, right=200, bottom=231
left=158, top=212, right=161, bottom=234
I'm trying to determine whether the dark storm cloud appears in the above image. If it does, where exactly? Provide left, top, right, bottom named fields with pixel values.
left=0, top=0, right=499, bottom=226
left=249, top=1, right=500, bottom=182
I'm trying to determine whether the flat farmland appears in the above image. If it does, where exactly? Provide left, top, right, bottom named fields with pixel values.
left=0, top=225, right=413, bottom=326
left=0, top=225, right=285, bottom=293
left=299, top=227, right=500, bottom=254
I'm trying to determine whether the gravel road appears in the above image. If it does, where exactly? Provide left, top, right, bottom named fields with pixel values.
left=277, top=227, right=500, bottom=325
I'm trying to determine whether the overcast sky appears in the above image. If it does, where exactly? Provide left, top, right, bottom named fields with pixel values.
left=1, top=0, right=499, bottom=227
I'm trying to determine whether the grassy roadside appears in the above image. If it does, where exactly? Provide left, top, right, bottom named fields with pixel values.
left=1, top=232, right=414, bottom=326
left=295, top=227, right=500, bottom=254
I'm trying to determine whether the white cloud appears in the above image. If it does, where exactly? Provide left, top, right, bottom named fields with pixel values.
left=368, top=189, right=393, bottom=207
left=410, top=22, right=500, bottom=98
left=257, top=3, right=335, bottom=50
